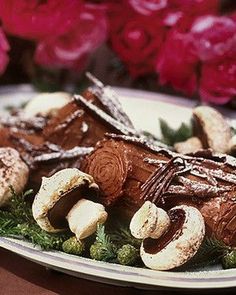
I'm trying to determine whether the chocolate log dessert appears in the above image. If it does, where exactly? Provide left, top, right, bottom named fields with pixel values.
left=82, top=134, right=236, bottom=246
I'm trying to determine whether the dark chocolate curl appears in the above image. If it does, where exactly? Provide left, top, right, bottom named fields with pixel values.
left=141, top=157, right=186, bottom=204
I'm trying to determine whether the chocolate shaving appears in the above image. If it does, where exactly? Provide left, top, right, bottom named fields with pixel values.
left=141, top=157, right=186, bottom=204
left=10, top=134, right=93, bottom=169
left=74, top=95, right=138, bottom=136
left=86, top=72, right=134, bottom=128
left=190, top=169, right=218, bottom=185
left=176, top=176, right=230, bottom=198
left=188, top=149, right=236, bottom=168
left=33, top=146, right=94, bottom=163
left=0, top=115, right=46, bottom=132
left=106, top=133, right=169, bottom=151
left=193, top=166, right=236, bottom=185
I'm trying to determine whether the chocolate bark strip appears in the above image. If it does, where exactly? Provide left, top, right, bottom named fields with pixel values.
left=106, top=133, right=170, bottom=150
left=194, top=166, right=236, bottom=184
left=0, top=115, right=46, bottom=132
left=86, top=72, right=134, bottom=128
left=188, top=149, right=236, bottom=168
left=10, top=133, right=93, bottom=168
left=33, top=146, right=94, bottom=163
left=146, top=157, right=236, bottom=186
left=74, top=95, right=138, bottom=136
left=175, top=176, right=230, bottom=198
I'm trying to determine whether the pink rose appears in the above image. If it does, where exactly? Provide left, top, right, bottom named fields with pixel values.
left=156, top=12, right=236, bottom=104
left=200, top=60, right=236, bottom=105
left=156, top=28, right=199, bottom=95
left=34, top=5, right=107, bottom=72
left=0, top=0, right=83, bottom=41
left=0, top=27, right=10, bottom=75
left=108, top=2, right=166, bottom=77
left=191, top=15, right=236, bottom=62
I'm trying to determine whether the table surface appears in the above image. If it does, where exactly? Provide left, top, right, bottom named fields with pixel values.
left=1, top=248, right=236, bottom=295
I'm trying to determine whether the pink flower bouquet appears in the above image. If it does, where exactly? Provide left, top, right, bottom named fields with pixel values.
left=0, top=0, right=235, bottom=106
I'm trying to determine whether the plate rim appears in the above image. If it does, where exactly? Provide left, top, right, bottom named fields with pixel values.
left=1, top=237, right=236, bottom=290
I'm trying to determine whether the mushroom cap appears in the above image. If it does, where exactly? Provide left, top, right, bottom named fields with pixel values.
left=67, top=199, right=108, bottom=240
left=193, top=106, right=231, bottom=153
left=130, top=201, right=170, bottom=239
left=174, top=137, right=203, bottom=155
left=32, top=168, right=98, bottom=233
left=140, top=205, right=205, bottom=270
left=0, top=147, right=29, bottom=207
left=23, top=92, right=71, bottom=118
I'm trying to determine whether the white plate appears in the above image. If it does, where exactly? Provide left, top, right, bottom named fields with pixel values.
left=0, top=84, right=236, bottom=290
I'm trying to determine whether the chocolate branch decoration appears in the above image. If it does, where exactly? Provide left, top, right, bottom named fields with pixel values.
left=33, top=146, right=94, bottom=163
left=141, top=157, right=186, bottom=204
left=106, top=133, right=170, bottom=151
left=86, top=72, right=134, bottom=128
left=9, top=135, right=93, bottom=167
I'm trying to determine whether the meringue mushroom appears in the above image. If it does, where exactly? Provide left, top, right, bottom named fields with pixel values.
left=67, top=199, right=107, bottom=240
left=32, top=168, right=98, bottom=233
left=130, top=201, right=170, bottom=239
left=23, top=92, right=71, bottom=118
left=174, top=137, right=203, bottom=154
left=140, top=205, right=205, bottom=271
left=193, top=106, right=231, bottom=153
left=0, top=147, right=29, bottom=207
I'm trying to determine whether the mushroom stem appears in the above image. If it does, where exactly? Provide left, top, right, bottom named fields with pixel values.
left=130, top=201, right=170, bottom=240
left=66, top=199, right=108, bottom=240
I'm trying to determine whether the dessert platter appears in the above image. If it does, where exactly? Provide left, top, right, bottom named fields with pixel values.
left=0, top=75, right=236, bottom=290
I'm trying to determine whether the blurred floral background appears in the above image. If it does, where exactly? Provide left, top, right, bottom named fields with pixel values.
left=0, top=0, right=235, bottom=106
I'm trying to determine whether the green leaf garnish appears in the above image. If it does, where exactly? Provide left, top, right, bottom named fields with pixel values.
left=159, top=118, right=192, bottom=146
